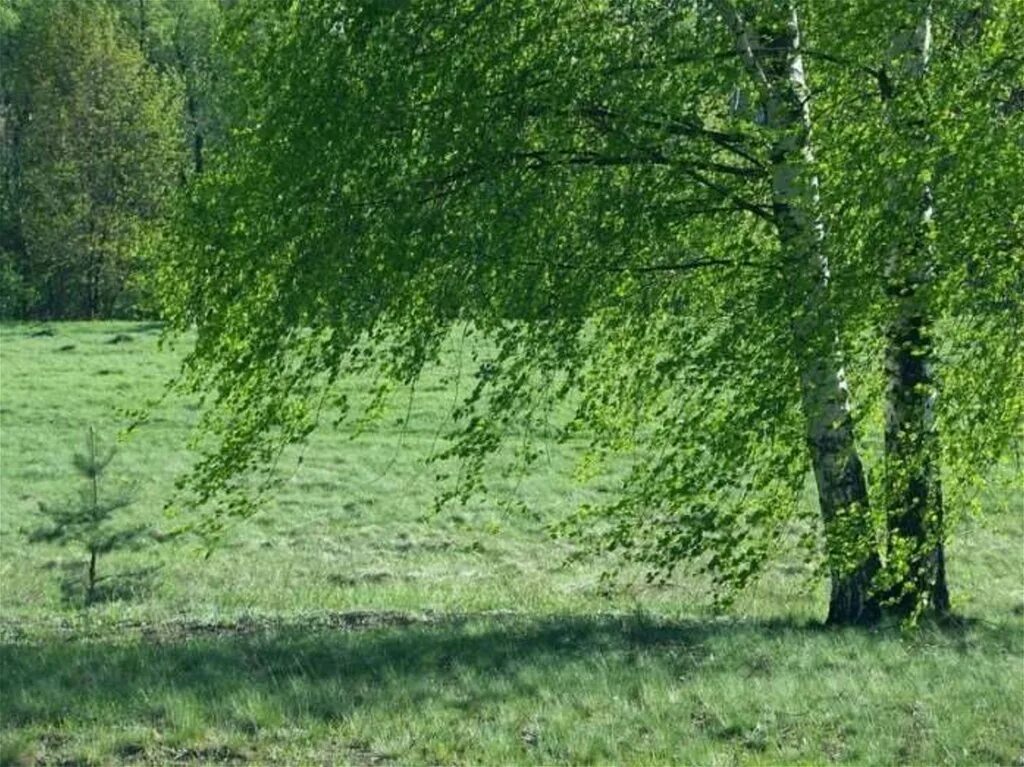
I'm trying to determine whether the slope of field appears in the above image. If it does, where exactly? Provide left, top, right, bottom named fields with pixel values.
left=1, top=322, right=1021, bottom=765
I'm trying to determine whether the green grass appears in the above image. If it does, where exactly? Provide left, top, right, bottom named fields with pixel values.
left=1, top=321, right=1022, bottom=765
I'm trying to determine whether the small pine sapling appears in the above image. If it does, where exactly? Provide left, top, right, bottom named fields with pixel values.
left=27, top=426, right=147, bottom=603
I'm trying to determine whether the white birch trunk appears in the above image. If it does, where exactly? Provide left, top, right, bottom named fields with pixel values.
left=882, top=3, right=949, bottom=615
left=719, top=4, right=880, bottom=623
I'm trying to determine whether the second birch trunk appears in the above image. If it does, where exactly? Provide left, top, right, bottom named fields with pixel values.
left=881, top=3, right=950, bottom=616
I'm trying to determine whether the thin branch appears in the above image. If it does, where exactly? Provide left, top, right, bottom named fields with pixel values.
left=679, top=167, right=773, bottom=222
left=509, top=148, right=761, bottom=178
left=572, top=105, right=766, bottom=169
left=529, top=256, right=768, bottom=275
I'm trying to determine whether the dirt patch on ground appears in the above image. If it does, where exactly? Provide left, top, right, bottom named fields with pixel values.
left=0, top=610, right=460, bottom=644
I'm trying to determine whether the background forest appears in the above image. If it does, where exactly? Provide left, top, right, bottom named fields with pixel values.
left=0, top=0, right=222, bottom=319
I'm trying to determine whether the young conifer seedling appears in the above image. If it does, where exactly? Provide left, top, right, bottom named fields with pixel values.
left=27, top=426, right=147, bottom=604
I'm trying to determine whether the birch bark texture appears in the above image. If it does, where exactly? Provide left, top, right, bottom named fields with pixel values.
left=717, top=2, right=880, bottom=624
left=880, top=1, right=950, bottom=617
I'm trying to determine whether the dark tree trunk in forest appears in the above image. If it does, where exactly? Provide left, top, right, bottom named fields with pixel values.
left=191, top=105, right=204, bottom=175
left=174, top=29, right=204, bottom=176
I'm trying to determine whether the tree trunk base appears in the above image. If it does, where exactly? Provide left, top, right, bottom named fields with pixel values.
left=826, top=554, right=883, bottom=626
left=880, top=541, right=951, bottom=620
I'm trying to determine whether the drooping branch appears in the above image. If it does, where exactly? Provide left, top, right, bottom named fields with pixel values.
left=678, top=167, right=773, bottom=222
left=571, top=105, right=767, bottom=168
left=524, top=255, right=770, bottom=276
left=508, top=148, right=762, bottom=178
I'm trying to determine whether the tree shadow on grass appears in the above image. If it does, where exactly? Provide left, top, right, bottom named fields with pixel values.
left=1, top=612, right=1020, bottom=758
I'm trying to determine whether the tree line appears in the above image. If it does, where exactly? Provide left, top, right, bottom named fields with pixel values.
left=0, top=0, right=224, bottom=319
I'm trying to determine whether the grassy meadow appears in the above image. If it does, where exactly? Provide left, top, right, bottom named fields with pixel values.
left=0, top=322, right=1022, bottom=765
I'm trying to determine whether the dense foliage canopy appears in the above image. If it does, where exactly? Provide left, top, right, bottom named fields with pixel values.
left=159, top=0, right=1022, bottom=621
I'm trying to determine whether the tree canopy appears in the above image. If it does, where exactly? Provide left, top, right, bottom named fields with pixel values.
left=160, top=0, right=1023, bottom=623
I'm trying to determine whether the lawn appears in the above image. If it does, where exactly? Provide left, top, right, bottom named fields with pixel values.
left=1, top=322, right=1022, bottom=765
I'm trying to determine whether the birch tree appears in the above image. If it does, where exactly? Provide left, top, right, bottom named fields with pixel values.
left=877, top=1, right=950, bottom=616
left=159, top=0, right=1023, bottom=624
left=713, top=0, right=884, bottom=623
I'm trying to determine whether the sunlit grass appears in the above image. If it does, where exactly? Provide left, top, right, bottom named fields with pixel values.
left=1, top=322, right=1021, bottom=765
